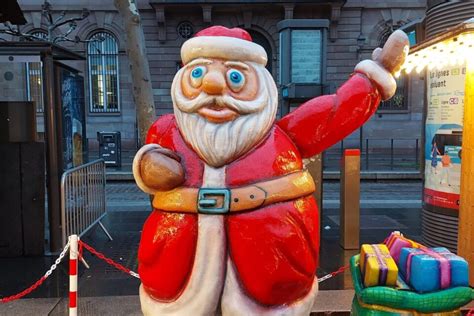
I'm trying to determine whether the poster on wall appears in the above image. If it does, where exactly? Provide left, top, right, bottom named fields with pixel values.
left=58, top=65, right=86, bottom=170
left=424, top=64, right=465, bottom=211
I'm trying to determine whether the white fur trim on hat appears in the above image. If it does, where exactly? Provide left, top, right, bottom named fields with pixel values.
left=132, top=143, right=162, bottom=195
left=354, top=60, right=397, bottom=101
left=181, top=36, right=267, bottom=66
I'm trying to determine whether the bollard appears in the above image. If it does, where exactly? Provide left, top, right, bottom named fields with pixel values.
left=340, top=149, right=360, bottom=250
left=69, top=235, right=78, bottom=316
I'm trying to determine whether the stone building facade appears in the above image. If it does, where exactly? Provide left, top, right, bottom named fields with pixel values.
left=3, top=0, right=426, bottom=151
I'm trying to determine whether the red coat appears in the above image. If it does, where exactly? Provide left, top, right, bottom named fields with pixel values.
left=138, top=73, right=380, bottom=306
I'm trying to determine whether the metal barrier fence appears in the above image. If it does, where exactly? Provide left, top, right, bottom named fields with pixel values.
left=324, top=138, right=421, bottom=171
left=60, top=159, right=112, bottom=246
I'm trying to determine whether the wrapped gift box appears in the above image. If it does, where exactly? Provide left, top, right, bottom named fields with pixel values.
left=384, top=231, right=423, bottom=263
left=360, top=244, right=398, bottom=288
left=399, top=247, right=469, bottom=293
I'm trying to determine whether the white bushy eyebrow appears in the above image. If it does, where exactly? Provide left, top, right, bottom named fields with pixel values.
left=187, top=58, right=213, bottom=68
left=224, top=61, right=249, bottom=70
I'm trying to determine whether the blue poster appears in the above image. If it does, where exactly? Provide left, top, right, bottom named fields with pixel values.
left=59, top=66, right=86, bottom=170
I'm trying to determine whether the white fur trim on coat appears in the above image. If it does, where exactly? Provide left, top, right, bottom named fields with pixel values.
left=132, top=143, right=162, bottom=195
left=139, top=165, right=227, bottom=316
left=354, top=60, right=397, bottom=101
left=181, top=36, right=268, bottom=66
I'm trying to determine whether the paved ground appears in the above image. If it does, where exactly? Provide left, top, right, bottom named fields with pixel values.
left=0, top=291, right=359, bottom=315
left=0, top=291, right=365, bottom=315
left=0, top=180, right=424, bottom=306
left=2, top=293, right=473, bottom=315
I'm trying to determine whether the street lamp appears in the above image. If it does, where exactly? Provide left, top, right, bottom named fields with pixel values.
left=399, top=18, right=474, bottom=285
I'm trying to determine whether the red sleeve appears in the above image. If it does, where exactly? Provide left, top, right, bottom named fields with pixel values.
left=145, top=114, right=175, bottom=145
left=276, top=73, right=381, bottom=158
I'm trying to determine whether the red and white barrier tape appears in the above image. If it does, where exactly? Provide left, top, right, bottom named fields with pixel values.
left=318, top=265, right=350, bottom=283
left=80, top=238, right=346, bottom=283
left=79, top=240, right=140, bottom=279
left=0, top=240, right=70, bottom=303
left=0, top=235, right=349, bottom=307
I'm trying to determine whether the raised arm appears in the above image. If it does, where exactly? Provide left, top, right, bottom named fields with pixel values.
left=277, top=30, right=409, bottom=158
left=277, top=73, right=380, bottom=158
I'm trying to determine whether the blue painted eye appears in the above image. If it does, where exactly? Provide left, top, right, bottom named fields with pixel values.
left=190, top=66, right=206, bottom=87
left=226, top=69, right=245, bottom=91
left=229, top=71, right=242, bottom=83
left=191, top=66, right=205, bottom=78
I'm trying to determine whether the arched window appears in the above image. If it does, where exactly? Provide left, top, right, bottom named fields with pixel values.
left=87, top=32, right=120, bottom=113
left=378, top=25, right=409, bottom=113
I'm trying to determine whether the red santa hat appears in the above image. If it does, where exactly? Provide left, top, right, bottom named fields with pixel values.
left=181, top=26, right=268, bottom=66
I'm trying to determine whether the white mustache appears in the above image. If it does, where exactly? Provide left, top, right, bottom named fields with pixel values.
left=176, top=91, right=268, bottom=115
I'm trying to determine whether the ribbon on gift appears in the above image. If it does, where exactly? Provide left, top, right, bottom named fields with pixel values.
left=362, top=245, right=390, bottom=285
left=384, top=231, right=423, bottom=250
left=405, top=248, right=451, bottom=290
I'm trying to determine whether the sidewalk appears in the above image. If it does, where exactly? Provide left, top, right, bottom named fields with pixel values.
left=2, top=293, right=472, bottom=315
left=0, top=291, right=360, bottom=315
left=0, top=180, right=433, bottom=315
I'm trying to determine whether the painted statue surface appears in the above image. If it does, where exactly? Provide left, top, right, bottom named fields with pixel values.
left=133, top=26, right=408, bottom=315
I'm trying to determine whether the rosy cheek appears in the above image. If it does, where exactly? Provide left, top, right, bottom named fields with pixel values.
left=181, top=77, right=201, bottom=99
left=229, top=79, right=258, bottom=100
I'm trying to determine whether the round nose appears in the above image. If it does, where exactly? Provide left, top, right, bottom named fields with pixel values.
left=202, top=71, right=226, bottom=95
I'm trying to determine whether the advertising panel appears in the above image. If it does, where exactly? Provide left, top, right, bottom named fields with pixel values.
left=424, top=64, right=465, bottom=211
left=57, top=65, right=86, bottom=170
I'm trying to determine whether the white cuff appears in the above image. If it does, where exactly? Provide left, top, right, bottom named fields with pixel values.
left=132, top=143, right=162, bottom=194
left=354, top=60, right=396, bottom=101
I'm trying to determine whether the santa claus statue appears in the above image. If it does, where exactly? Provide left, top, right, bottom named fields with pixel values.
left=133, top=26, right=408, bottom=315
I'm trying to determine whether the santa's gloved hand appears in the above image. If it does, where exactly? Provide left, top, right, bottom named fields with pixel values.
left=354, top=30, right=409, bottom=100
left=133, top=144, right=185, bottom=194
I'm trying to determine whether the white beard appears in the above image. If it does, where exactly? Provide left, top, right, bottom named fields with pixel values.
left=172, top=63, right=278, bottom=167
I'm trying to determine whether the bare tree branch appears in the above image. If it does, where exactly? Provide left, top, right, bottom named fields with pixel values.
left=53, top=11, right=89, bottom=30
left=0, top=28, right=46, bottom=41
left=54, top=10, right=66, bottom=25
left=41, top=2, right=53, bottom=25
left=58, top=22, right=77, bottom=41
left=5, top=22, right=16, bottom=33
left=1, top=1, right=93, bottom=44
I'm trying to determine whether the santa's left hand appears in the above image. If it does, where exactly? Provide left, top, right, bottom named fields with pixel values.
left=372, top=30, right=409, bottom=74
left=354, top=30, right=409, bottom=100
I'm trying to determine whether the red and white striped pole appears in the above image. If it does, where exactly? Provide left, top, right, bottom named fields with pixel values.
left=69, top=235, right=78, bottom=316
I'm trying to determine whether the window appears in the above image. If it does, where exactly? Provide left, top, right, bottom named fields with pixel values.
left=177, top=21, right=194, bottom=39
left=377, top=27, right=408, bottom=113
left=290, top=29, right=322, bottom=84
left=378, top=76, right=408, bottom=112
left=26, top=30, right=47, bottom=113
left=87, top=32, right=120, bottom=113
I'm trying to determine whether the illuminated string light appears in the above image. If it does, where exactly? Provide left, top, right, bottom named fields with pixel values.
left=400, top=32, right=474, bottom=74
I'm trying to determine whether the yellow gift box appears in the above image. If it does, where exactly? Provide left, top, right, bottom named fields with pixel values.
left=360, top=244, right=398, bottom=288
